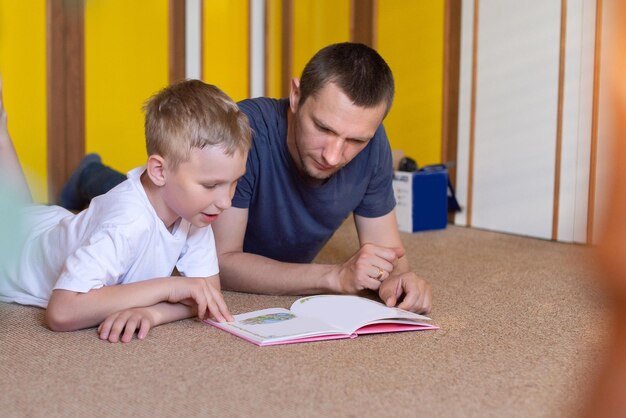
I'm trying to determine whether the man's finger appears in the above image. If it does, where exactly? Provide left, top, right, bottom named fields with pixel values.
left=392, top=246, right=405, bottom=258
left=380, top=277, right=402, bottom=306
left=372, top=245, right=404, bottom=263
left=362, top=275, right=382, bottom=291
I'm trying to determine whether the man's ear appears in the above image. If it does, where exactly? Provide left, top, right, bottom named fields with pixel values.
left=145, top=154, right=167, bottom=187
left=289, top=78, right=301, bottom=113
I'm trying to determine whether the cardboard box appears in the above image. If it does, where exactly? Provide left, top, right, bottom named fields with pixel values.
left=393, top=168, right=448, bottom=233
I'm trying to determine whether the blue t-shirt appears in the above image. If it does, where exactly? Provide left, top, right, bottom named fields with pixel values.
left=234, top=98, right=396, bottom=263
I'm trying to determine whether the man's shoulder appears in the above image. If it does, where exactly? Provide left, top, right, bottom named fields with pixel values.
left=237, top=97, right=288, bottom=123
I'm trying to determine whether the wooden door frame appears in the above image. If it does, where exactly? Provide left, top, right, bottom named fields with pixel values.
left=442, top=0, right=462, bottom=221
left=46, top=0, right=186, bottom=202
left=47, top=0, right=85, bottom=203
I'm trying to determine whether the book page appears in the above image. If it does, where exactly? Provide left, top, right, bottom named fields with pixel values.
left=290, top=295, right=432, bottom=334
left=207, top=308, right=346, bottom=344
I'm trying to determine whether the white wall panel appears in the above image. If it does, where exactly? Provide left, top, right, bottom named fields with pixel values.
left=185, top=0, right=202, bottom=79
left=471, top=0, right=561, bottom=239
left=250, top=0, right=265, bottom=98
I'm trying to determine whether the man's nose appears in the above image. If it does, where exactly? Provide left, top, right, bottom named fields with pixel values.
left=322, top=136, right=344, bottom=166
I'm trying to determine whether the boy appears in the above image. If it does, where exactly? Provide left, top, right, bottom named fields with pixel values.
left=59, top=43, right=433, bottom=314
left=0, top=76, right=251, bottom=343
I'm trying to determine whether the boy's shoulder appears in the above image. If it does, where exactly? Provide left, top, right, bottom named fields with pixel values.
left=86, top=171, right=153, bottom=231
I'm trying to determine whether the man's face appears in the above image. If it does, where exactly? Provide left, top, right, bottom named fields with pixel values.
left=287, top=81, right=387, bottom=182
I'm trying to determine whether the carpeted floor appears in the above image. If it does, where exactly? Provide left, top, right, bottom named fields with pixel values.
left=0, top=220, right=608, bottom=417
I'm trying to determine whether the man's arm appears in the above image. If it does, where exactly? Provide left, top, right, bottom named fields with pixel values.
left=212, top=207, right=424, bottom=309
left=212, top=207, right=342, bottom=295
left=354, top=211, right=432, bottom=313
left=46, top=275, right=232, bottom=332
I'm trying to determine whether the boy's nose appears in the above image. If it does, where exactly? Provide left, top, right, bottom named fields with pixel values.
left=215, top=194, right=232, bottom=211
left=216, top=183, right=237, bottom=211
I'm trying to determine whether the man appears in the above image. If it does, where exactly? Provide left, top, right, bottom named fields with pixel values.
left=214, top=42, right=431, bottom=313
left=61, top=43, right=432, bottom=313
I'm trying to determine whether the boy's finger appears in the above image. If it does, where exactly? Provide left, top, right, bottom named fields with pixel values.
left=138, top=318, right=151, bottom=340
left=201, top=285, right=223, bottom=322
left=98, top=323, right=109, bottom=340
left=121, top=320, right=137, bottom=343
left=98, top=315, right=116, bottom=340
left=195, top=295, right=207, bottom=321
left=208, top=286, right=233, bottom=322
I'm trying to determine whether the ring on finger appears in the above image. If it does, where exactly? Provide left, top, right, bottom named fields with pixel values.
left=375, top=267, right=384, bottom=280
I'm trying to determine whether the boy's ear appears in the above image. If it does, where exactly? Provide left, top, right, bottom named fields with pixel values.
left=145, top=154, right=167, bottom=187
left=289, top=78, right=300, bottom=113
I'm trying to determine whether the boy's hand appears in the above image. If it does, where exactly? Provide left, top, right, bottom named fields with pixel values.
left=167, top=277, right=233, bottom=322
left=98, top=307, right=156, bottom=343
left=335, top=244, right=404, bottom=294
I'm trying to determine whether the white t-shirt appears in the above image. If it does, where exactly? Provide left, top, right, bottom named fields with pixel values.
left=0, top=167, right=218, bottom=308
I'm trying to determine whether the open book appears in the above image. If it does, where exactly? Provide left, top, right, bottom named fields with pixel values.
left=205, top=295, right=438, bottom=346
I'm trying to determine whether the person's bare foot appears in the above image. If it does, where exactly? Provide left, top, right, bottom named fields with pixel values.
left=0, top=73, right=32, bottom=203
left=0, top=73, right=9, bottom=143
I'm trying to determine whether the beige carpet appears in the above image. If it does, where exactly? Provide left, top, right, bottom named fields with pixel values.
left=0, top=220, right=608, bottom=417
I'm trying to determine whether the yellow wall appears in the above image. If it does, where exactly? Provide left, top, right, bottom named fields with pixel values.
left=203, top=0, right=249, bottom=102
left=0, top=0, right=48, bottom=203
left=378, top=0, right=444, bottom=166
left=266, top=0, right=283, bottom=98
left=0, top=1, right=445, bottom=193
left=85, top=0, right=169, bottom=174
left=291, top=0, right=350, bottom=80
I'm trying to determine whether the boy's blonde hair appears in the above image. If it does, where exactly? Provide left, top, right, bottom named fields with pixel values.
left=143, top=80, right=251, bottom=169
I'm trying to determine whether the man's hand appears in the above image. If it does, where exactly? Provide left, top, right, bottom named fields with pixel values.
left=98, top=307, right=157, bottom=343
left=167, top=277, right=233, bottom=322
left=378, top=272, right=432, bottom=314
left=336, top=243, right=405, bottom=293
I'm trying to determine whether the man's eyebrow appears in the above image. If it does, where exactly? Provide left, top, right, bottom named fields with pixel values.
left=312, top=117, right=371, bottom=142
left=312, top=117, right=336, bottom=133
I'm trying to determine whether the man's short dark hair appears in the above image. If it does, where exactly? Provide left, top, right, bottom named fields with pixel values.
left=298, top=42, right=395, bottom=115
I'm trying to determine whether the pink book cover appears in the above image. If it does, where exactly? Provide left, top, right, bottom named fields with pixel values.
left=205, top=295, right=438, bottom=347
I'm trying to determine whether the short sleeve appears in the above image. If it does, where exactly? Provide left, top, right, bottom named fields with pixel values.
left=353, top=125, right=396, bottom=218
left=176, top=225, right=219, bottom=278
left=231, top=144, right=258, bottom=209
left=53, top=224, right=138, bottom=293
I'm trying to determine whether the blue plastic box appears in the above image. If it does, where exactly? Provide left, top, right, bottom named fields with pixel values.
left=392, top=168, right=448, bottom=233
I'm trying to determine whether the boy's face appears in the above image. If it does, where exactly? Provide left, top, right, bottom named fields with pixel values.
left=161, top=146, right=247, bottom=228
left=287, top=81, right=387, bottom=182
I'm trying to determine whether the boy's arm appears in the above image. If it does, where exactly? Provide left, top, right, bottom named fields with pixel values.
left=97, top=301, right=197, bottom=343
left=46, top=275, right=232, bottom=332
